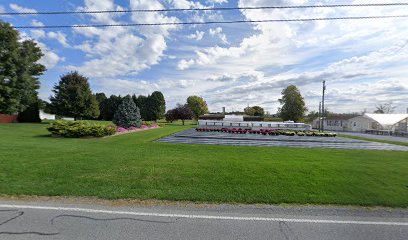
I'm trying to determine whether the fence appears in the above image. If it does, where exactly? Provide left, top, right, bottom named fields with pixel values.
left=0, top=114, right=18, bottom=123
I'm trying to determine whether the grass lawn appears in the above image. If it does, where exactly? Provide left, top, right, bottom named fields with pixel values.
left=0, top=122, right=407, bottom=207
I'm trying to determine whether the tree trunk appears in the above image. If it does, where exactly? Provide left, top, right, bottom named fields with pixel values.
left=182, top=120, right=185, bottom=125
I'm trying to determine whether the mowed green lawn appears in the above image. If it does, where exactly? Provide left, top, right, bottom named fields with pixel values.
left=0, top=123, right=407, bottom=207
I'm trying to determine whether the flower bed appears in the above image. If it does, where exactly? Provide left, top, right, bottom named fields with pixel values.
left=114, top=124, right=161, bottom=136
left=195, top=128, right=337, bottom=137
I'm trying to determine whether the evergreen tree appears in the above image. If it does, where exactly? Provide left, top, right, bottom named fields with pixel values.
left=95, top=93, right=107, bottom=120
left=132, top=94, right=147, bottom=120
left=101, top=95, right=122, bottom=121
left=278, top=85, right=308, bottom=122
left=17, top=99, right=41, bottom=123
left=0, top=21, right=45, bottom=114
left=113, top=95, right=141, bottom=128
left=187, top=95, right=208, bottom=120
left=145, top=91, right=166, bottom=121
left=50, top=72, right=100, bottom=120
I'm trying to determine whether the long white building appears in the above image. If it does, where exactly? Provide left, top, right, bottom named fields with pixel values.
left=198, top=115, right=312, bottom=130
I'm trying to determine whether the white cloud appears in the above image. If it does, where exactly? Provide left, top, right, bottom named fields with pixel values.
left=36, top=42, right=63, bottom=69
left=47, top=31, right=69, bottom=47
left=69, top=0, right=180, bottom=77
left=187, top=31, right=205, bottom=41
left=9, top=3, right=37, bottom=13
left=207, top=0, right=228, bottom=4
left=209, top=27, right=228, bottom=44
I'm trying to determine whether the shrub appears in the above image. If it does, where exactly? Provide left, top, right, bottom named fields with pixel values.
left=113, top=95, right=142, bottom=128
left=47, top=121, right=116, bottom=138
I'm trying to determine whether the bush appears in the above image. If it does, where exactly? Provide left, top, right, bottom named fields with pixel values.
left=47, top=121, right=116, bottom=138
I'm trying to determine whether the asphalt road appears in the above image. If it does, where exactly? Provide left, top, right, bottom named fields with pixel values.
left=0, top=200, right=407, bottom=240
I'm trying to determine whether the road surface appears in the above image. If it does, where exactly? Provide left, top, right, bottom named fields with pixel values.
left=0, top=200, right=407, bottom=239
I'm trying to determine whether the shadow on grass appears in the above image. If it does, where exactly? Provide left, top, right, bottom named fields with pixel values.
left=33, top=134, right=53, bottom=138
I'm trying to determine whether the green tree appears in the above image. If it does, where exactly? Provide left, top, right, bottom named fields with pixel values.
left=133, top=95, right=148, bottom=120
left=187, top=95, right=208, bottom=120
left=145, top=91, right=166, bottom=121
left=244, top=106, right=255, bottom=116
left=278, top=85, right=308, bottom=122
left=101, top=95, right=122, bottom=121
left=113, top=95, right=141, bottom=128
left=50, top=72, right=99, bottom=120
left=95, top=93, right=107, bottom=120
left=0, top=21, right=45, bottom=114
left=244, top=106, right=264, bottom=116
left=17, top=99, right=41, bottom=123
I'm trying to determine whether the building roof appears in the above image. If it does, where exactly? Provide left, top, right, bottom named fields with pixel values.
left=364, top=113, right=408, bottom=127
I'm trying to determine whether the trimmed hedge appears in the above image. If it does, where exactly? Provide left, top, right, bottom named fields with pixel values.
left=47, top=121, right=116, bottom=138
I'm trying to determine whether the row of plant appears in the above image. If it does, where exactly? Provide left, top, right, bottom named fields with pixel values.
left=47, top=121, right=116, bottom=138
left=195, top=128, right=337, bottom=137
left=47, top=121, right=163, bottom=138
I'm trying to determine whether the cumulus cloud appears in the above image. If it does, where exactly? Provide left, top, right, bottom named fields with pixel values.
left=9, top=3, right=37, bottom=13
left=187, top=31, right=205, bottom=41
left=36, top=42, right=64, bottom=69
left=209, top=27, right=228, bottom=44
left=69, top=0, right=180, bottom=77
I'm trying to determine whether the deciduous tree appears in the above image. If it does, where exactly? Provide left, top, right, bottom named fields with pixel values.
left=0, top=21, right=45, bottom=114
left=187, top=95, right=208, bottom=120
left=278, top=85, right=307, bottom=122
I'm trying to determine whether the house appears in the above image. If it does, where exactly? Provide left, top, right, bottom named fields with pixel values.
left=312, top=114, right=357, bottom=131
left=313, top=113, right=408, bottom=133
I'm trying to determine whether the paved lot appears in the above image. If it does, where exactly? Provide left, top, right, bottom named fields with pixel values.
left=340, top=132, right=408, bottom=143
left=0, top=200, right=407, bottom=240
left=157, top=129, right=408, bottom=151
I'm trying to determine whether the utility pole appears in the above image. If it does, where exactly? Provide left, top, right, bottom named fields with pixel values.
left=321, top=80, right=326, bottom=132
left=318, top=101, right=322, bottom=132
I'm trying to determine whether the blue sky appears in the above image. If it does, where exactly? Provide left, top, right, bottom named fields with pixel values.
left=1, top=0, right=407, bottom=114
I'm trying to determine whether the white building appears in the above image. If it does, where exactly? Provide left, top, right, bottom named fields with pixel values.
left=199, top=115, right=312, bottom=130
left=313, top=114, right=408, bottom=133
left=39, top=110, right=55, bottom=120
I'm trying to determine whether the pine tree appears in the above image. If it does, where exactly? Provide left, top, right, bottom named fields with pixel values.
left=113, top=95, right=141, bottom=128
left=145, top=91, right=166, bottom=121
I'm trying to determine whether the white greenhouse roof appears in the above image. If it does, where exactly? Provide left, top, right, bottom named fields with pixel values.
left=364, top=113, right=408, bottom=127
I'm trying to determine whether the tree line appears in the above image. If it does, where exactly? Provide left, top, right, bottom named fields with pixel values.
left=47, top=71, right=166, bottom=121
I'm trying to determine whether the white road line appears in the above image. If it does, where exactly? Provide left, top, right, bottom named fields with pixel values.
left=0, top=204, right=407, bottom=226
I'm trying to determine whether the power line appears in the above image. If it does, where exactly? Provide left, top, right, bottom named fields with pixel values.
left=2, top=3, right=408, bottom=15
left=12, top=15, right=408, bottom=29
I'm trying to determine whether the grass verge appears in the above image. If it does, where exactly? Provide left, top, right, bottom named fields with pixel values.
left=0, top=122, right=407, bottom=207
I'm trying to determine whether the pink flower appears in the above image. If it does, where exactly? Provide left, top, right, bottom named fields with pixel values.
left=116, top=127, right=128, bottom=133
